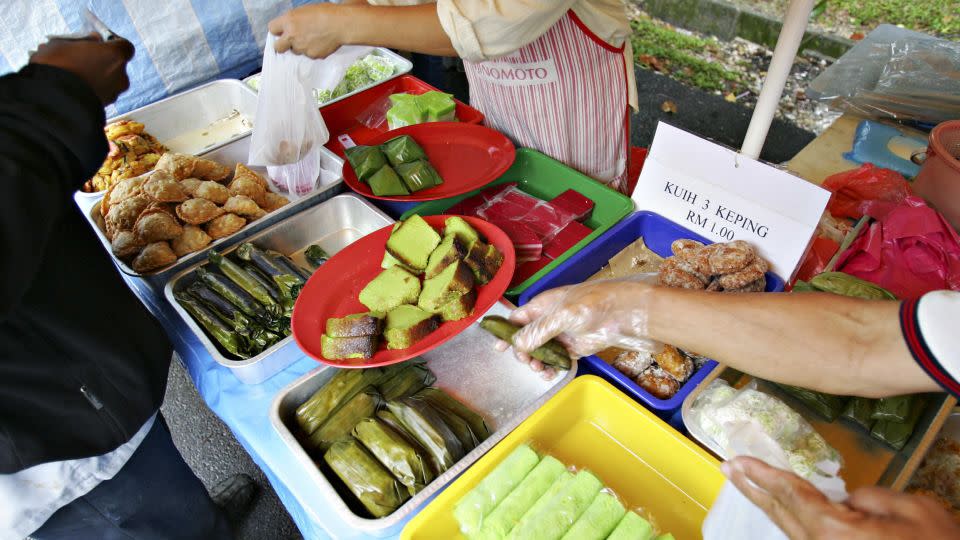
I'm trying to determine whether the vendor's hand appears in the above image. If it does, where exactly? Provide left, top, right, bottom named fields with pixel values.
left=269, top=5, right=347, bottom=59
left=509, top=277, right=660, bottom=359
left=30, top=34, right=134, bottom=105
left=724, top=456, right=960, bottom=540
left=492, top=339, right=558, bottom=381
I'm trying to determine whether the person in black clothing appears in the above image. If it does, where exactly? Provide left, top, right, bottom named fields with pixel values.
left=0, top=35, right=251, bottom=539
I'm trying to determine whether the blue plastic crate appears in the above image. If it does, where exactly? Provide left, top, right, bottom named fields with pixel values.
left=519, top=210, right=786, bottom=418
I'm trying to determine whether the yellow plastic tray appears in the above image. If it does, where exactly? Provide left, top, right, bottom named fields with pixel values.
left=401, top=376, right=724, bottom=540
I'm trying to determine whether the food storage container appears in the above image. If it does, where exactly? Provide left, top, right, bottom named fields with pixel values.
left=270, top=302, right=577, bottom=536
left=401, top=375, right=724, bottom=540
left=164, top=194, right=390, bottom=384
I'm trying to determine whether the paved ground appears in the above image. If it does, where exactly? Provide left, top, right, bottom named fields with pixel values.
left=160, top=60, right=816, bottom=540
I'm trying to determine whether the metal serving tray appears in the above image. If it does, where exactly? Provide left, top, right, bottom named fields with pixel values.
left=163, top=194, right=391, bottom=385
left=681, top=366, right=957, bottom=490
left=82, top=135, right=345, bottom=279
left=270, top=302, right=577, bottom=537
left=77, top=79, right=259, bottom=200
left=243, top=47, right=413, bottom=109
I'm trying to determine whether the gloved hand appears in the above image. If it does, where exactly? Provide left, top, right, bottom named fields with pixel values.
left=30, top=34, right=135, bottom=105
left=500, top=274, right=663, bottom=379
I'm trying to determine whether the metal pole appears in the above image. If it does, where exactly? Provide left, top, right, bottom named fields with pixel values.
left=741, top=0, right=814, bottom=159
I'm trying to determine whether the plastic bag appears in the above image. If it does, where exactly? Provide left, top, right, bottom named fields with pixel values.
left=836, top=196, right=960, bottom=299
left=477, top=186, right=578, bottom=243
left=822, top=164, right=912, bottom=220
left=249, top=36, right=370, bottom=197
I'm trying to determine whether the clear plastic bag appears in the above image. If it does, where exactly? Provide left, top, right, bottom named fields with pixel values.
left=476, top=186, right=578, bottom=243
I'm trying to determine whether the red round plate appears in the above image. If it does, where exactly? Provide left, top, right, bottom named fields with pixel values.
left=291, top=215, right=516, bottom=368
left=342, top=123, right=516, bottom=201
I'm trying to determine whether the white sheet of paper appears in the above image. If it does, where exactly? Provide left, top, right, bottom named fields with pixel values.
left=632, top=123, right=830, bottom=279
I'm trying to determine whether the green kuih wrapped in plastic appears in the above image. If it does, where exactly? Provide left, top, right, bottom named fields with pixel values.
left=378, top=363, right=437, bottom=401
left=872, top=395, right=915, bottom=423
left=367, top=165, right=409, bottom=197
left=381, top=135, right=427, bottom=167
left=418, top=91, right=456, bottom=122
left=387, top=397, right=465, bottom=472
left=560, top=491, right=626, bottom=540
left=307, top=387, right=380, bottom=453
left=871, top=396, right=926, bottom=450
left=474, top=455, right=567, bottom=540
left=345, top=145, right=388, bottom=182
left=324, top=438, right=409, bottom=518
left=353, top=417, right=436, bottom=496
left=417, top=387, right=492, bottom=442
left=511, top=471, right=572, bottom=535
left=455, top=444, right=541, bottom=537
left=396, top=160, right=443, bottom=192
left=295, top=368, right=388, bottom=436
left=386, top=94, right=426, bottom=130
left=776, top=384, right=849, bottom=422
left=607, top=511, right=655, bottom=540
left=808, top=272, right=898, bottom=300
left=842, top=397, right=878, bottom=429
left=506, top=470, right=603, bottom=540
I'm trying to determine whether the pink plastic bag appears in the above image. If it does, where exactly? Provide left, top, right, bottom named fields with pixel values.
left=822, top=164, right=912, bottom=219
left=476, top=186, right=577, bottom=243
left=836, top=196, right=960, bottom=299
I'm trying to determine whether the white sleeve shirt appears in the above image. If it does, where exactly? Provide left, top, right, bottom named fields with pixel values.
left=901, top=290, right=960, bottom=397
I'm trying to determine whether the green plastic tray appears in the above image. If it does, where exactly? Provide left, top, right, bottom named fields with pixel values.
left=401, top=149, right=634, bottom=297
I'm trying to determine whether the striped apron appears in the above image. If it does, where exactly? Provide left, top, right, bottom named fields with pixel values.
left=463, top=10, right=631, bottom=192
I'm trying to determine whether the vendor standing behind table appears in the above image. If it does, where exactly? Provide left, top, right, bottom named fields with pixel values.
left=508, top=280, right=960, bottom=539
left=0, top=35, right=253, bottom=539
left=268, top=0, right=639, bottom=193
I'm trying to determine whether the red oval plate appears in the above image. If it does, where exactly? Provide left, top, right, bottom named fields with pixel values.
left=342, top=123, right=516, bottom=202
left=291, top=215, right=516, bottom=368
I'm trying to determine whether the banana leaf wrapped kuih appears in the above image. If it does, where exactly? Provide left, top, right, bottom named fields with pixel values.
left=344, top=145, right=388, bottom=182
left=871, top=396, right=926, bottom=450
left=174, top=291, right=251, bottom=359
left=188, top=281, right=283, bottom=351
left=806, top=272, right=898, bottom=300
left=306, top=387, right=380, bottom=453
left=195, top=266, right=282, bottom=329
left=872, top=395, right=915, bottom=423
left=380, top=135, right=427, bottom=167
left=304, top=244, right=329, bottom=267
left=353, top=417, right=436, bottom=496
left=396, top=160, right=443, bottom=193
left=480, top=316, right=572, bottom=370
left=323, top=438, right=410, bottom=518
left=208, top=250, right=279, bottom=308
left=841, top=397, right=878, bottom=430
left=775, top=384, right=849, bottom=422
left=417, top=387, right=492, bottom=441
left=428, top=398, right=479, bottom=452
left=386, top=397, right=465, bottom=472
left=378, top=363, right=437, bottom=401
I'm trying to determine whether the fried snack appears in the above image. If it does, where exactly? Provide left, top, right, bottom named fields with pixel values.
left=175, top=198, right=223, bottom=225
left=260, top=192, right=290, bottom=212
left=715, top=257, right=768, bottom=291
left=110, top=230, right=144, bottom=259
left=246, top=207, right=268, bottom=221
left=155, top=152, right=232, bottom=182
left=610, top=350, right=654, bottom=379
left=653, top=345, right=694, bottom=382
left=194, top=181, right=231, bottom=205
left=180, top=178, right=202, bottom=196
left=707, top=240, right=757, bottom=275
left=205, top=213, right=246, bottom=239
left=636, top=366, right=681, bottom=400
left=132, top=241, right=177, bottom=273
left=134, top=208, right=184, bottom=243
left=85, top=121, right=166, bottom=193
left=104, top=194, right=150, bottom=237
left=228, top=175, right=266, bottom=206
left=658, top=257, right=708, bottom=289
left=234, top=163, right=268, bottom=189
left=660, top=239, right=769, bottom=293
left=171, top=225, right=212, bottom=256
left=727, top=278, right=766, bottom=293
left=142, top=170, right=189, bottom=202
left=144, top=201, right=177, bottom=217
left=222, top=195, right=261, bottom=217
left=101, top=175, right=147, bottom=216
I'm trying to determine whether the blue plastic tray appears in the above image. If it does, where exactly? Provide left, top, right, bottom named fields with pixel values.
left=518, top=210, right=786, bottom=418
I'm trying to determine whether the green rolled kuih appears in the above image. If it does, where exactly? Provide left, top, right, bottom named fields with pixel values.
left=560, top=491, right=626, bottom=540
left=808, top=272, right=897, bottom=300
left=345, top=145, right=388, bottom=182
left=295, top=368, right=387, bottom=436
left=455, top=444, right=541, bottom=537
left=479, top=316, right=572, bottom=370
left=323, top=438, right=409, bottom=518
left=353, top=417, right=436, bottom=496
left=606, top=511, right=655, bottom=540
left=417, top=387, right=492, bottom=442
left=473, top=455, right=567, bottom=540
left=506, top=470, right=603, bottom=540
left=306, top=387, right=380, bottom=453
left=842, top=397, right=878, bottom=429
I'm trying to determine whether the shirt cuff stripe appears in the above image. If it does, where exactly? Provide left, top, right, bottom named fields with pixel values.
left=900, top=299, right=960, bottom=397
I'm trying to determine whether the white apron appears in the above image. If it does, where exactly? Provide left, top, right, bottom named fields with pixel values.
left=463, top=10, right=631, bottom=192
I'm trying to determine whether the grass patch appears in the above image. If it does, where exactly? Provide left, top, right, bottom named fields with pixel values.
left=824, top=0, right=958, bottom=37
left=630, top=16, right=744, bottom=92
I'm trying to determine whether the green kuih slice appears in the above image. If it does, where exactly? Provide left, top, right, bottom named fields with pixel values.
left=306, top=387, right=380, bottom=453
left=425, top=234, right=466, bottom=279
left=324, top=438, right=409, bottom=518
left=344, top=145, right=388, bottom=182
left=506, top=470, right=603, bottom=540
left=321, top=334, right=379, bottom=360
left=560, top=491, right=626, bottom=540
left=463, top=241, right=504, bottom=285
left=359, top=266, right=421, bottom=314
left=418, top=91, right=456, bottom=122
left=353, top=417, right=436, bottom=496
left=367, top=165, right=409, bottom=197
left=416, top=387, right=491, bottom=441
left=381, top=135, right=427, bottom=167
left=295, top=368, right=389, bottom=435
left=474, top=455, right=567, bottom=540
left=506, top=471, right=573, bottom=538
left=396, top=160, right=443, bottom=193
left=455, top=444, right=541, bottom=537
left=326, top=313, right=383, bottom=338
left=444, top=216, right=481, bottom=246
left=386, top=214, right=442, bottom=271
left=384, top=305, right=439, bottom=350
left=418, top=261, right=474, bottom=312
left=606, top=511, right=655, bottom=540
left=438, top=288, right=477, bottom=322
left=381, top=251, right=417, bottom=272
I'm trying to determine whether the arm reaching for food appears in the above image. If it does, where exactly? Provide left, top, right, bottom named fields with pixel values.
left=511, top=279, right=941, bottom=398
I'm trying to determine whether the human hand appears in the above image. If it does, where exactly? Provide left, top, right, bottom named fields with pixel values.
left=269, top=5, right=347, bottom=59
left=30, top=34, right=134, bottom=105
left=724, top=456, right=960, bottom=540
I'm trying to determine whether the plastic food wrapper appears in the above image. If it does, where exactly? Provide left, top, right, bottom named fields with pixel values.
left=248, top=36, right=363, bottom=197
left=808, top=25, right=960, bottom=124
left=454, top=444, right=540, bottom=536
left=477, top=186, right=578, bottom=244
left=822, top=164, right=912, bottom=220
left=359, top=91, right=457, bottom=130
left=697, top=380, right=847, bottom=540
left=836, top=196, right=960, bottom=299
